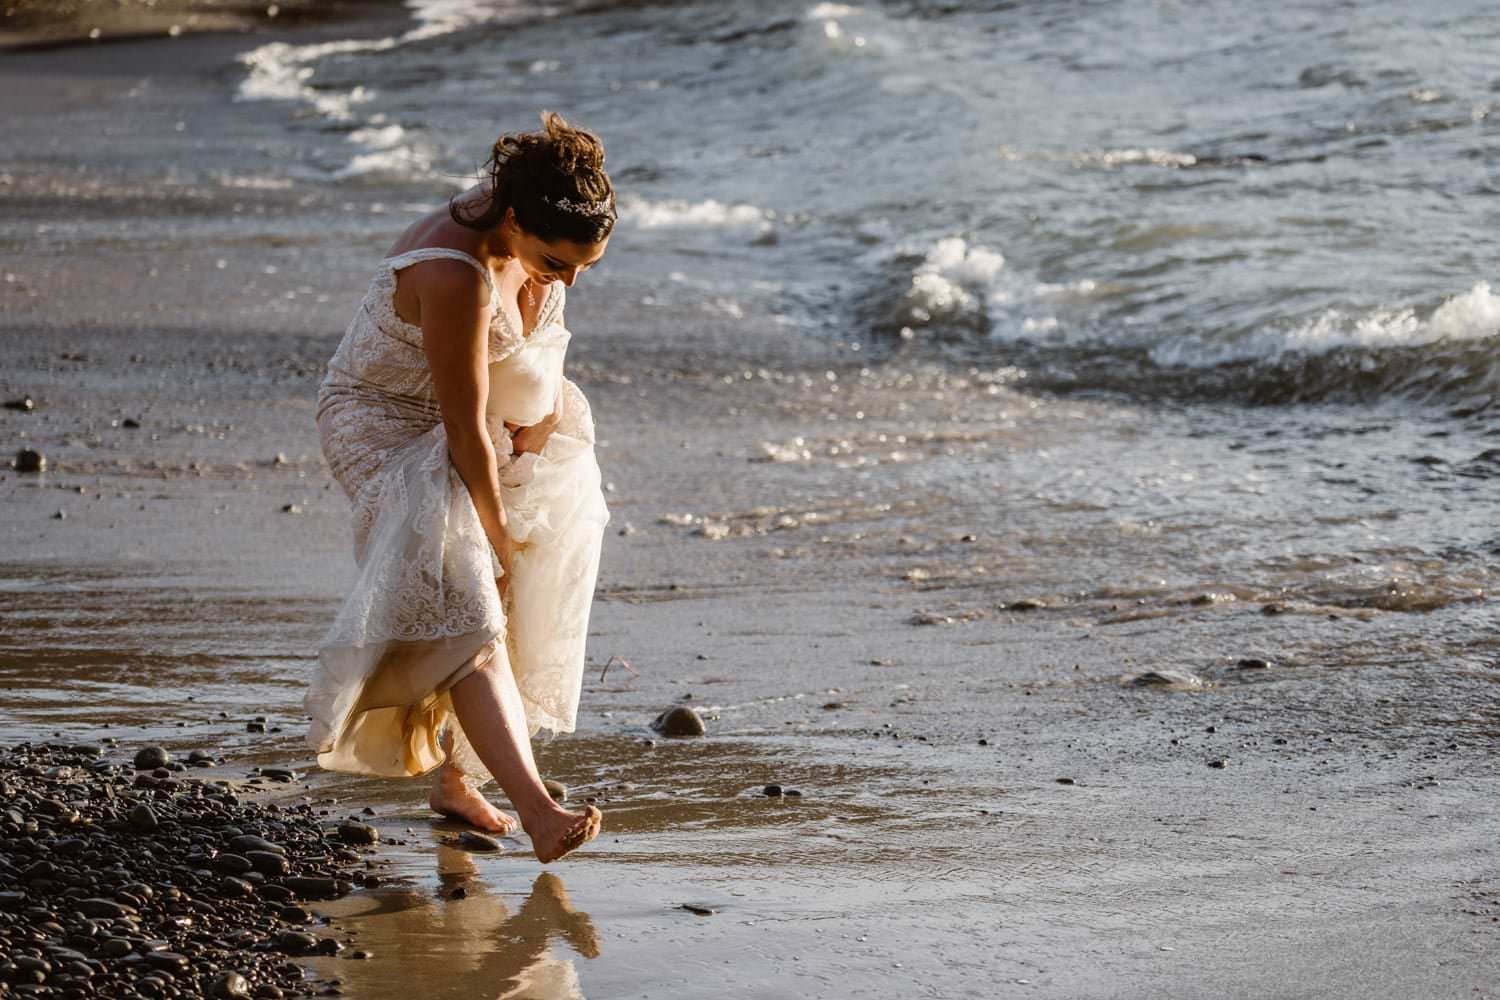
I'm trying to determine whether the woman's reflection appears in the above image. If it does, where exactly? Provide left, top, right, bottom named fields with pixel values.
left=323, top=846, right=601, bottom=1000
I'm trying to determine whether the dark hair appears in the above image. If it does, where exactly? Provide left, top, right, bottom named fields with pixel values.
left=450, top=111, right=617, bottom=244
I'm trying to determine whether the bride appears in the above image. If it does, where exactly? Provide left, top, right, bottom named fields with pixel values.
left=308, top=112, right=613, bottom=863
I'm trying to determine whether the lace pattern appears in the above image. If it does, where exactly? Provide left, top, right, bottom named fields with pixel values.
left=309, top=249, right=604, bottom=782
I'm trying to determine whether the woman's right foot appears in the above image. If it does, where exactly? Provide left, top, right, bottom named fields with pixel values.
left=429, top=768, right=519, bottom=835
left=525, top=804, right=602, bottom=864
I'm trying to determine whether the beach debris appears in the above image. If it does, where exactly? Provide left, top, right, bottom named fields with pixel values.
left=121, top=417, right=141, bottom=429
left=679, top=903, right=716, bottom=916
left=3, top=396, right=34, bottom=412
left=1188, top=592, right=1235, bottom=606
left=13, top=448, right=45, bottom=473
left=1207, top=758, right=1229, bottom=769
left=1055, top=777, right=1077, bottom=786
left=763, top=784, right=783, bottom=797
left=544, top=779, right=568, bottom=802
left=652, top=705, right=706, bottom=737
left=599, top=654, right=640, bottom=683
left=1126, top=670, right=1207, bottom=690
left=280, top=503, right=303, bottom=514
left=910, top=612, right=955, bottom=626
left=1235, top=657, right=1273, bottom=670
left=1003, top=598, right=1046, bottom=611
left=698, top=521, right=730, bottom=540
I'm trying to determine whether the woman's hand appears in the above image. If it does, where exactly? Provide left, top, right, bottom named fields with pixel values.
left=508, top=387, right=565, bottom=455
left=492, top=525, right=521, bottom=604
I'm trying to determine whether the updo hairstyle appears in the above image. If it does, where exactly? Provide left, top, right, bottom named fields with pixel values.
left=451, top=111, right=617, bottom=245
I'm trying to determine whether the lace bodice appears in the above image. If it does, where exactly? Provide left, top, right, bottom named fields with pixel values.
left=320, top=247, right=568, bottom=417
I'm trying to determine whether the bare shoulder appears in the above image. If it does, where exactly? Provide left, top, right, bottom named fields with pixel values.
left=405, top=257, right=489, bottom=306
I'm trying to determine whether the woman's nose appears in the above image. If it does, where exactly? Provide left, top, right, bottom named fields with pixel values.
left=559, top=267, right=579, bottom=287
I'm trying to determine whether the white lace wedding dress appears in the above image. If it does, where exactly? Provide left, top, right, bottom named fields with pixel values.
left=308, top=247, right=608, bottom=782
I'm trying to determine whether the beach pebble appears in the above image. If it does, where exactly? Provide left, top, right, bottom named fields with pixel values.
left=1005, top=598, right=1046, bottom=611
left=1208, top=758, right=1229, bottom=769
left=763, top=784, right=784, bottom=797
left=1235, top=657, right=1273, bottom=670
left=13, top=448, right=45, bottom=473
left=652, top=705, right=706, bottom=737
left=680, top=903, right=716, bottom=916
left=337, top=820, right=379, bottom=845
left=211, top=971, right=253, bottom=998
left=133, top=746, right=170, bottom=769
left=1126, top=670, right=1206, bottom=690
left=457, top=831, right=502, bottom=852
left=543, top=779, right=567, bottom=802
left=3, top=396, right=35, bottom=412
left=1055, top=777, right=1077, bottom=786
left=129, top=803, right=160, bottom=832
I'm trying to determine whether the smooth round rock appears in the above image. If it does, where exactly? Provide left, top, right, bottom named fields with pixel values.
left=229, top=835, right=286, bottom=856
left=652, top=706, right=705, bottom=737
left=336, top=821, right=378, bottom=846
left=543, top=779, right=567, bottom=802
left=211, top=971, right=252, bottom=999
left=14, top=448, right=45, bottom=473
left=763, top=784, right=783, bottom=797
left=128, top=803, right=159, bottom=832
left=275, top=931, right=318, bottom=955
left=132, top=747, right=170, bottom=770
left=457, top=831, right=501, bottom=852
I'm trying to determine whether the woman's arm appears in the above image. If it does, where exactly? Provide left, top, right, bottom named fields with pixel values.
left=415, top=261, right=512, bottom=563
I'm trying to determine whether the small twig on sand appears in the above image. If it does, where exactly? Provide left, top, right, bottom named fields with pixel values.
left=600, top=654, right=640, bottom=683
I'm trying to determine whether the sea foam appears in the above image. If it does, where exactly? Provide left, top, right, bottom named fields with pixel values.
left=1151, top=282, right=1500, bottom=368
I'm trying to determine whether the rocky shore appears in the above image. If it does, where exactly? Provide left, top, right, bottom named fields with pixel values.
left=0, top=742, right=384, bottom=999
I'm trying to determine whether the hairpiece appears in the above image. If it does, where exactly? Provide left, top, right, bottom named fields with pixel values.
left=543, top=194, right=614, bottom=218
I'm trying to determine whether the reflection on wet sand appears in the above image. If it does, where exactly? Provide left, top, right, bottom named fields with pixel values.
left=312, top=867, right=600, bottom=1000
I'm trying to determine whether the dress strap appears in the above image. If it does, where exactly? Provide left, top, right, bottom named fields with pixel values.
left=385, top=248, right=496, bottom=297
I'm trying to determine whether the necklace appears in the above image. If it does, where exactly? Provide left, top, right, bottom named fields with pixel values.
left=524, top=280, right=536, bottom=313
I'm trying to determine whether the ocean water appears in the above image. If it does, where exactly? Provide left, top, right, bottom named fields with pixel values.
left=236, top=0, right=1500, bottom=394
left=231, top=0, right=1500, bottom=610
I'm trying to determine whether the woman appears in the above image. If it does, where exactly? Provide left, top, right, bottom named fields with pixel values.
left=308, top=112, right=613, bottom=863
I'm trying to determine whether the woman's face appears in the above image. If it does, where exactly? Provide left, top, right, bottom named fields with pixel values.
left=504, top=212, right=609, bottom=288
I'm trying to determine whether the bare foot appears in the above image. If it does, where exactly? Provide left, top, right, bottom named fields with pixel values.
left=525, top=804, right=602, bottom=864
left=428, top=768, right=519, bottom=835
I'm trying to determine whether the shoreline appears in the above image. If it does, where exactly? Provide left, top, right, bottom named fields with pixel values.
left=0, top=0, right=405, bottom=51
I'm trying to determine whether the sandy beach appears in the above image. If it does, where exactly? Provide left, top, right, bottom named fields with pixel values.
left=3, top=6, right=1499, bottom=999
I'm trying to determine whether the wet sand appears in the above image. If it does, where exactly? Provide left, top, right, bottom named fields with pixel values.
left=2, top=17, right=1498, bottom=1000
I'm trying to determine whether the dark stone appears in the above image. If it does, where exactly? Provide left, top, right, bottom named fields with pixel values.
left=214, top=854, right=253, bottom=876
left=652, top=706, right=705, bottom=737
left=282, top=877, right=343, bottom=900
left=543, top=779, right=567, bottom=802
left=456, top=831, right=501, bottom=853
left=762, top=784, right=783, bottom=797
left=4, top=397, right=35, bottom=412
left=1055, top=777, right=1077, bottom=786
left=210, top=971, right=252, bottom=999
left=75, top=898, right=133, bottom=919
left=274, top=931, right=318, bottom=955
left=335, top=821, right=377, bottom=846
left=132, top=747, right=170, bottom=770
left=1208, top=758, right=1229, bottom=769
left=245, top=852, right=289, bottom=878
left=1236, top=657, right=1273, bottom=670
left=98, top=938, right=132, bottom=958
left=14, top=448, right=45, bottom=473
left=128, top=804, right=159, bottom=832
left=229, top=835, right=285, bottom=856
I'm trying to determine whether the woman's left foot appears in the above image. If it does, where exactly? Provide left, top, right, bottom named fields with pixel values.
left=429, top=768, right=519, bottom=834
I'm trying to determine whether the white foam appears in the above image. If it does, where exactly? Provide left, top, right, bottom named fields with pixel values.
left=1151, top=282, right=1500, bottom=367
left=997, top=146, right=1199, bottom=169
left=894, top=237, right=1012, bottom=329
left=617, top=195, right=770, bottom=230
